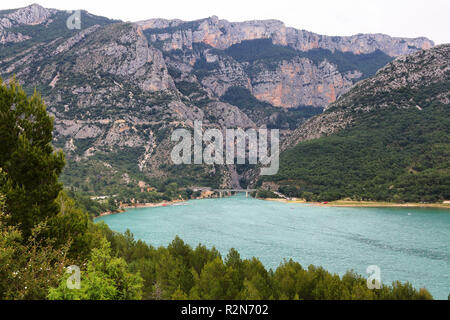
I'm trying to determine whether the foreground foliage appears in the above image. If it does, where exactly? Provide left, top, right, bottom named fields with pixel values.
left=0, top=188, right=70, bottom=299
left=48, top=238, right=143, bottom=300
left=0, top=78, right=65, bottom=237
left=94, top=232, right=433, bottom=300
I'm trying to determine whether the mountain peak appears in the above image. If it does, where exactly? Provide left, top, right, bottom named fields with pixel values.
left=137, top=15, right=432, bottom=55
left=2, top=2, right=56, bottom=26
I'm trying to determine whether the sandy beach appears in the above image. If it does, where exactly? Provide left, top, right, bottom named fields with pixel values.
left=99, top=199, right=188, bottom=217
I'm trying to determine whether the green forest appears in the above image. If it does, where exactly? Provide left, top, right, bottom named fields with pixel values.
left=0, top=79, right=435, bottom=300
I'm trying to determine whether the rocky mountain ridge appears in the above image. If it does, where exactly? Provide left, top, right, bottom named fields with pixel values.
left=138, top=15, right=433, bottom=55
left=0, top=4, right=438, bottom=193
left=285, top=44, right=450, bottom=149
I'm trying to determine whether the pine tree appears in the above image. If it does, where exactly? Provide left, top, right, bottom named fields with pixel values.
left=48, top=238, right=143, bottom=300
left=0, top=77, right=65, bottom=236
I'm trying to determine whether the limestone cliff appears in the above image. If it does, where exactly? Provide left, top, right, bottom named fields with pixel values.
left=138, top=16, right=433, bottom=56
left=0, top=4, right=438, bottom=191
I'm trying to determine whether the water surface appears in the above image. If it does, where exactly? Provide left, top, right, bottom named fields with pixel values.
left=96, top=195, right=450, bottom=299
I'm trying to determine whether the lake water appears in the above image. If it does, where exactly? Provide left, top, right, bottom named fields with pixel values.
left=95, top=194, right=450, bottom=299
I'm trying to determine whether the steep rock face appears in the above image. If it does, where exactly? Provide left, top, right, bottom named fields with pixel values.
left=195, top=49, right=361, bottom=108
left=138, top=16, right=433, bottom=55
left=2, top=3, right=56, bottom=26
left=0, top=22, right=175, bottom=97
left=250, top=58, right=356, bottom=108
left=191, top=18, right=287, bottom=50
left=72, top=24, right=175, bottom=92
left=0, top=4, right=57, bottom=44
left=199, top=54, right=252, bottom=97
left=139, top=16, right=433, bottom=110
left=283, top=30, right=434, bottom=56
left=285, top=44, right=450, bottom=149
left=185, top=47, right=365, bottom=108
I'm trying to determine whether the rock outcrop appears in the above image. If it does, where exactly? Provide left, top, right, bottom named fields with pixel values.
left=138, top=16, right=433, bottom=56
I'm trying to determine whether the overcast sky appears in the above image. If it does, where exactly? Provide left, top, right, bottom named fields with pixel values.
left=3, top=0, right=450, bottom=44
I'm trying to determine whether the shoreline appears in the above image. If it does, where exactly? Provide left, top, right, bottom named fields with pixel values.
left=264, top=198, right=450, bottom=209
left=98, top=199, right=187, bottom=217
left=97, top=197, right=450, bottom=217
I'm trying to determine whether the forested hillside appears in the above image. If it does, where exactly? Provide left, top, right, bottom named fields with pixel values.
left=261, top=45, right=449, bottom=202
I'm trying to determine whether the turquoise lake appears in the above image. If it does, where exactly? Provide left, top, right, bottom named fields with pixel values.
left=95, top=194, right=450, bottom=299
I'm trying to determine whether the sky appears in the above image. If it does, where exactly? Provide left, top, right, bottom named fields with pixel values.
left=3, top=0, right=450, bottom=44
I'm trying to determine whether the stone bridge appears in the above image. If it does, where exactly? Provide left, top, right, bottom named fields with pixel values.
left=213, top=189, right=257, bottom=198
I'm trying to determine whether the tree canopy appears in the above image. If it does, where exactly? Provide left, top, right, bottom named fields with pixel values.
left=0, top=78, right=65, bottom=236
